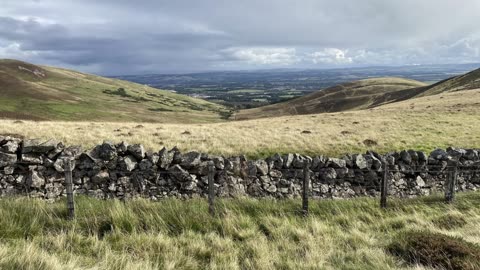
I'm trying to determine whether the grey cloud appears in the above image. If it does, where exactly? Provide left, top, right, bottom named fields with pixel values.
left=0, top=0, right=479, bottom=74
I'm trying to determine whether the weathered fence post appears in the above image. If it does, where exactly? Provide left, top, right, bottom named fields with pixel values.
left=302, top=160, right=310, bottom=217
left=380, top=159, right=389, bottom=209
left=208, top=161, right=215, bottom=216
left=445, top=161, right=458, bottom=203
left=64, top=158, right=75, bottom=220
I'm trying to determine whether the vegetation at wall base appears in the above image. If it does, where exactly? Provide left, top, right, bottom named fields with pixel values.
left=0, top=192, right=479, bottom=269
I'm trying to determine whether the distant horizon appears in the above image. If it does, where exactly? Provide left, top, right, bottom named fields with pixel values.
left=2, top=1, right=480, bottom=75
left=107, top=62, right=480, bottom=77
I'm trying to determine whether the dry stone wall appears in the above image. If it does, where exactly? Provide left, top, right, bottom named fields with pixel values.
left=1, top=135, right=479, bottom=201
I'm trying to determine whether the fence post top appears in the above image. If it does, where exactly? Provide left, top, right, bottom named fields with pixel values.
left=303, top=159, right=311, bottom=168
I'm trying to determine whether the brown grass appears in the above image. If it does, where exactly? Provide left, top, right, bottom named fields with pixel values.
left=1, top=89, right=479, bottom=158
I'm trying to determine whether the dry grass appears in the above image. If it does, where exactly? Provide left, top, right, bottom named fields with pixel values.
left=1, top=89, right=479, bottom=158
left=0, top=193, right=479, bottom=269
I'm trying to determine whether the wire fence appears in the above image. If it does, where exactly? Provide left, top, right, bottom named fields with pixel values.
left=50, top=157, right=480, bottom=219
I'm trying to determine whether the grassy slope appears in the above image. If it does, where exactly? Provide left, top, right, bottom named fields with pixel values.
left=418, top=67, right=480, bottom=96
left=235, top=77, right=427, bottom=120
left=0, top=59, right=229, bottom=123
left=0, top=193, right=479, bottom=269
left=1, top=88, right=479, bottom=158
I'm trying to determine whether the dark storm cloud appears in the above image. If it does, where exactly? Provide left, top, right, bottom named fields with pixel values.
left=1, top=0, right=479, bottom=74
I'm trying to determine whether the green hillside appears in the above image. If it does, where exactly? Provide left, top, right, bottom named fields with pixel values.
left=235, top=77, right=427, bottom=120
left=0, top=59, right=230, bottom=123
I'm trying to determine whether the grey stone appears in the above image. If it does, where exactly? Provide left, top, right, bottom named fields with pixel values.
left=127, top=144, right=145, bottom=160
left=179, top=151, right=202, bottom=169
left=147, top=152, right=160, bottom=165
left=29, top=171, right=45, bottom=189
left=1, top=141, right=18, bottom=153
left=311, top=155, right=327, bottom=170
left=417, top=151, right=428, bottom=162
left=415, top=176, right=425, bottom=187
left=329, top=158, right=346, bottom=168
left=4, top=166, right=14, bottom=175
left=158, top=147, right=174, bottom=169
left=22, top=139, right=58, bottom=154
left=324, top=167, right=337, bottom=181
left=168, top=165, right=194, bottom=182
left=292, top=154, right=305, bottom=168
left=53, top=158, right=76, bottom=172
left=97, top=141, right=117, bottom=160
left=255, top=160, right=269, bottom=176
left=283, top=154, right=294, bottom=168
left=92, top=171, right=110, bottom=184
left=354, top=154, right=368, bottom=169
left=266, top=184, right=277, bottom=193
left=271, top=153, right=284, bottom=170
left=117, top=141, right=129, bottom=153
left=400, top=150, right=412, bottom=164
left=212, top=156, right=225, bottom=170
left=269, top=169, right=282, bottom=178
left=21, top=154, right=42, bottom=164
left=430, top=149, right=448, bottom=160
left=139, top=159, right=153, bottom=170
left=0, top=152, right=17, bottom=167
left=120, top=156, right=137, bottom=172
left=465, top=149, right=478, bottom=160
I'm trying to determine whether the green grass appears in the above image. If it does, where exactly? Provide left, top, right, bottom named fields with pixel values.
left=0, top=192, right=479, bottom=269
left=0, top=59, right=229, bottom=123
left=228, top=89, right=264, bottom=94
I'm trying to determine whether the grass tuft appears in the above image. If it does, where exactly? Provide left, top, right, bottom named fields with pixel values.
left=388, top=230, right=480, bottom=270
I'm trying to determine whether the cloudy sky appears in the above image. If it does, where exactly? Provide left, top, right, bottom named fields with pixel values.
left=1, top=0, right=480, bottom=75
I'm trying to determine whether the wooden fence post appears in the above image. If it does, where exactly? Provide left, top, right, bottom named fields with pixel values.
left=445, top=161, right=457, bottom=204
left=64, top=158, right=75, bottom=220
left=380, top=159, right=389, bottom=209
left=302, top=160, right=310, bottom=217
left=208, top=161, right=215, bottom=216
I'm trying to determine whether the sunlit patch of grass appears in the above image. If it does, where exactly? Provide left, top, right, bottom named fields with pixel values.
left=1, top=90, right=480, bottom=158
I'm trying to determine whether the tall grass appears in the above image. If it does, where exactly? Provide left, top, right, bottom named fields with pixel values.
left=0, top=193, right=479, bottom=269
left=1, top=89, right=479, bottom=158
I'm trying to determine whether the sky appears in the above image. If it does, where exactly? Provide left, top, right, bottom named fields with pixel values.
left=1, top=0, right=480, bottom=75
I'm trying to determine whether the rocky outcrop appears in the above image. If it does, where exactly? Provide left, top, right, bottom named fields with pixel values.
left=0, top=135, right=479, bottom=200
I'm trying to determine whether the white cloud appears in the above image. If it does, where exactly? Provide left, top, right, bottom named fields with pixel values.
left=226, top=47, right=298, bottom=65
left=309, top=48, right=353, bottom=64
left=0, top=42, right=38, bottom=59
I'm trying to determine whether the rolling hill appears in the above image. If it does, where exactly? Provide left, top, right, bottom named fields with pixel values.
left=234, top=77, right=427, bottom=120
left=235, top=67, right=480, bottom=120
left=0, top=59, right=230, bottom=123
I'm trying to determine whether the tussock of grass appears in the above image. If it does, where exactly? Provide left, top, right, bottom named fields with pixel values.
left=432, top=212, right=468, bottom=230
left=388, top=231, right=480, bottom=270
left=0, top=193, right=479, bottom=269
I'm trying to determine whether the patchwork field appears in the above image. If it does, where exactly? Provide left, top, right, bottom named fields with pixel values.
left=1, top=89, right=479, bottom=158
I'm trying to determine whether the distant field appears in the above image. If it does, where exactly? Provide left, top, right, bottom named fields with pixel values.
left=1, top=89, right=479, bottom=158
left=0, top=193, right=479, bottom=269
